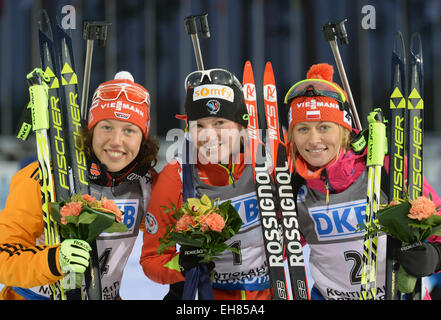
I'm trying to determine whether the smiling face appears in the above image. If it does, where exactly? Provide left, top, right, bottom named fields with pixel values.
left=291, top=121, right=342, bottom=170
left=92, top=119, right=143, bottom=172
left=189, top=116, right=244, bottom=164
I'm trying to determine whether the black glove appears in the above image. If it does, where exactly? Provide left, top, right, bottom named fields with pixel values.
left=178, top=247, right=215, bottom=275
left=396, top=242, right=441, bottom=277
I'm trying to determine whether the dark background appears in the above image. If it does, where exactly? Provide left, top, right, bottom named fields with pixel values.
left=1, top=0, right=440, bottom=140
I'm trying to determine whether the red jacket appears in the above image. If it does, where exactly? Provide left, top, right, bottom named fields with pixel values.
left=140, top=155, right=272, bottom=300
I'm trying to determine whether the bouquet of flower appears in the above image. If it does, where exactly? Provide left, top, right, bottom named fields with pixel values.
left=157, top=194, right=242, bottom=264
left=49, top=194, right=128, bottom=243
left=375, top=194, right=441, bottom=293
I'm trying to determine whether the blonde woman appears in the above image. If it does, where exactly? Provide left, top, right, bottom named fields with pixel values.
left=285, top=63, right=441, bottom=300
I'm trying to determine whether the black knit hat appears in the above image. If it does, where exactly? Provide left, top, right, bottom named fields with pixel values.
left=184, top=81, right=249, bottom=127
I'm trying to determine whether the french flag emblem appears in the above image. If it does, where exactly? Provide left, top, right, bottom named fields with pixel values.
left=306, top=110, right=321, bottom=120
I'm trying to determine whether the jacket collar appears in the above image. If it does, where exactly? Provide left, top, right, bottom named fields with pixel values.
left=295, top=147, right=367, bottom=194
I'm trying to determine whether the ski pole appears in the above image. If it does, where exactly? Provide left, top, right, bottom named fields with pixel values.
left=25, top=68, right=66, bottom=299
left=80, top=21, right=110, bottom=121
left=322, top=19, right=362, bottom=130
left=184, top=14, right=210, bottom=71
left=182, top=13, right=211, bottom=301
left=360, top=108, right=387, bottom=300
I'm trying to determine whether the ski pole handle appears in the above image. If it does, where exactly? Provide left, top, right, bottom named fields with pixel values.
left=366, top=108, right=387, bottom=167
left=322, top=20, right=362, bottom=130
left=184, top=14, right=210, bottom=71
left=81, top=21, right=110, bottom=121
left=27, top=68, right=50, bottom=131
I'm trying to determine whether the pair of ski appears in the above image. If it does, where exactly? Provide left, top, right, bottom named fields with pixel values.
left=359, top=32, right=424, bottom=300
left=385, top=32, right=424, bottom=300
left=17, top=11, right=102, bottom=300
left=242, top=61, right=309, bottom=300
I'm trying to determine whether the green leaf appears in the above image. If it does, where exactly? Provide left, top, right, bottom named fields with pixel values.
left=170, top=232, right=204, bottom=248
left=105, top=221, right=129, bottom=233
left=65, top=215, right=79, bottom=225
left=49, top=202, right=63, bottom=225
left=377, top=202, right=419, bottom=243
left=81, top=207, right=118, bottom=243
left=425, top=214, right=441, bottom=227
left=78, top=211, right=97, bottom=225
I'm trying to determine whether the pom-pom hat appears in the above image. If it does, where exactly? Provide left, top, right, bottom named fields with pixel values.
left=284, top=63, right=353, bottom=132
left=88, top=71, right=151, bottom=138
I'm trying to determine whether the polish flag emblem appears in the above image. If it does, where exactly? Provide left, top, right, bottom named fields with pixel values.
left=306, top=110, right=321, bottom=120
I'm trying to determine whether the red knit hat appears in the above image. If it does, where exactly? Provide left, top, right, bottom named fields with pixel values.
left=285, top=63, right=352, bottom=132
left=88, top=71, right=151, bottom=138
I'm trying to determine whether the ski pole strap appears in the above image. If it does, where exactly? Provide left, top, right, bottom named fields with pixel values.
left=350, top=129, right=368, bottom=154
left=366, top=108, right=387, bottom=167
left=26, top=68, right=50, bottom=131
left=16, top=102, right=33, bottom=141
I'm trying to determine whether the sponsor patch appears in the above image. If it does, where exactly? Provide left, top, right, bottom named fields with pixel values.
left=306, top=110, right=321, bottom=120
left=193, top=84, right=234, bottom=102
left=343, top=110, right=352, bottom=127
left=309, top=199, right=366, bottom=241
left=90, top=163, right=101, bottom=176
left=145, top=212, right=158, bottom=234
left=114, top=112, right=130, bottom=120
left=206, top=99, right=221, bottom=114
left=228, top=192, right=259, bottom=230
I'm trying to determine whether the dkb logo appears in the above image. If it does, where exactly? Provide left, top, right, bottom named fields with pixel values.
left=310, top=199, right=366, bottom=241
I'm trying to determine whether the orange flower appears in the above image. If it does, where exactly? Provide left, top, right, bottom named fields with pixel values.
left=200, top=213, right=225, bottom=232
left=408, top=196, right=437, bottom=221
left=389, top=200, right=400, bottom=206
left=101, top=197, right=123, bottom=222
left=82, top=194, right=98, bottom=207
left=176, top=214, right=196, bottom=233
left=60, top=201, right=83, bottom=224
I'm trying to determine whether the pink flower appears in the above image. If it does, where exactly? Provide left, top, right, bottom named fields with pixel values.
left=408, top=196, right=437, bottom=221
left=60, top=201, right=83, bottom=224
left=176, top=214, right=196, bottom=233
left=200, top=213, right=225, bottom=232
left=101, top=197, right=123, bottom=222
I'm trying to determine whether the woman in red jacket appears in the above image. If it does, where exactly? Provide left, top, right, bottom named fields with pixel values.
left=140, top=68, right=272, bottom=300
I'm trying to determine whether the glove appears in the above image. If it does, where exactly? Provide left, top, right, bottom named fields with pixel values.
left=59, top=239, right=91, bottom=274
left=179, top=247, right=215, bottom=275
left=396, top=242, right=441, bottom=277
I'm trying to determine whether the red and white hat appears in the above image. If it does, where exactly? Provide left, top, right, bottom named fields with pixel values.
left=285, top=63, right=353, bottom=132
left=88, top=71, right=151, bottom=138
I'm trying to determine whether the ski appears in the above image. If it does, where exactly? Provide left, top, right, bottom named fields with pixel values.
left=39, top=11, right=71, bottom=204
left=385, top=31, right=407, bottom=300
left=262, top=62, right=309, bottom=300
left=52, top=15, right=102, bottom=301
left=35, top=10, right=103, bottom=300
left=242, top=61, right=289, bottom=300
left=37, top=10, right=73, bottom=300
left=406, top=32, right=424, bottom=300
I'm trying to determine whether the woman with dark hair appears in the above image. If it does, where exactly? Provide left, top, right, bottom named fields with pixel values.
left=140, top=68, right=272, bottom=300
left=0, top=71, right=159, bottom=300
